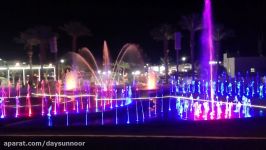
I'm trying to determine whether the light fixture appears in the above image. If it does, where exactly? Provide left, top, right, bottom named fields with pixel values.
left=181, top=57, right=186, bottom=62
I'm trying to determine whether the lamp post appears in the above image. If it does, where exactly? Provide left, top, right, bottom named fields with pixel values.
left=181, top=56, right=187, bottom=78
left=181, top=56, right=186, bottom=62
left=60, top=59, right=65, bottom=80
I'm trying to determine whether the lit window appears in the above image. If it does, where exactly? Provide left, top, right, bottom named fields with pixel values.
left=250, top=68, right=255, bottom=73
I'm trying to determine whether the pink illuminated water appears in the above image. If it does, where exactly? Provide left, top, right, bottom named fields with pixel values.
left=147, top=70, right=157, bottom=90
left=65, top=71, right=78, bottom=91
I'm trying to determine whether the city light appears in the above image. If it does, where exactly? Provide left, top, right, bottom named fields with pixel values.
left=60, top=59, right=65, bottom=63
left=135, top=70, right=141, bottom=75
left=181, top=57, right=186, bottom=62
left=209, top=61, right=218, bottom=65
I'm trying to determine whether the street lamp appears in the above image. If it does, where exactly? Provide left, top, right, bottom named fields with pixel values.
left=181, top=57, right=186, bottom=62
left=60, top=59, right=65, bottom=64
left=15, top=62, right=20, bottom=67
left=59, top=59, right=65, bottom=80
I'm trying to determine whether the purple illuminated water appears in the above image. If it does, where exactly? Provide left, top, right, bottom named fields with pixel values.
left=202, top=0, right=215, bottom=101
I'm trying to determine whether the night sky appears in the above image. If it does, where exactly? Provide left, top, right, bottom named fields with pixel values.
left=0, top=0, right=265, bottom=64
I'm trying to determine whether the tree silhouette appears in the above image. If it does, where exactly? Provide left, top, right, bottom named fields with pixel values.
left=61, top=22, right=92, bottom=52
left=213, top=24, right=235, bottom=60
left=151, top=24, right=174, bottom=83
left=15, top=29, right=40, bottom=79
left=179, top=14, right=202, bottom=77
left=18, top=26, right=55, bottom=80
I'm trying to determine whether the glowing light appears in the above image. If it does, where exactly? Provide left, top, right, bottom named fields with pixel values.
left=15, top=62, right=20, bottom=67
left=0, top=67, right=7, bottom=70
left=181, top=57, right=186, bottom=62
left=15, top=96, right=19, bottom=118
left=65, top=71, right=78, bottom=91
left=147, top=70, right=157, bottom=90
left=251, top=68, right=255, bottom=73
left=0, top=98, right=4, bottom=118
left=47, top=105, right=52, bottom=127
left=202, top=0, right=215, bottom=120
left=26, top=94, right=32, bottom=117
left=135, top=70, right=141, bottom=75
left=127, top=106, right=130, bottom=124
left=66, top=111, right=69, bottom=126
left=209, top=61, right=218, bottom=65
left=54, top=93, right=58, bottom=115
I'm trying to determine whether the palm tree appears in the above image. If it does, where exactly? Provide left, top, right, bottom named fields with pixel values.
left=151, top=24, right=174, bottom=84
left=16, top=26, right=55, bottom=81
left=33, top=26, right=55, bottom=80
left=15, top=29, right=40, bottom=81
left=61, top=22, right=92, bottom=52
left=119, top=61, right=130, bottom=76
left=116, top=61, right=130, bottom=83
left=213, top=24, right=234, bottom=60
left=179, top=14, right=202, bottom=77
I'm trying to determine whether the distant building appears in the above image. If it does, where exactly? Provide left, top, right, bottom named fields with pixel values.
left=149, top=63, right=192, bottom=75
left=223, top=53, right=266, bottom=77
left=0, top=63, right=55, bottom=86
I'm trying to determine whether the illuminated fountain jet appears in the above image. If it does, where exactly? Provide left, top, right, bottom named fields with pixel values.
left=201, top=0, right=215, bottom=116
left=146, top=70, right=157, bottom=90
left=0, top=97, right=4, bottom=118
left=64, top=70, right=78, bottom=91
left=64, top=41, right=144, bottom=89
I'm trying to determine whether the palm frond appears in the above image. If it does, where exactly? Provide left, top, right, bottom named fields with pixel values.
left=61, top=22, right=92, bottom=37
left=150, top=24, right=174, bottom=41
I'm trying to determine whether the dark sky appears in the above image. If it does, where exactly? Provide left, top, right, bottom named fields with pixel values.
left=0, top=0, right=265, bottom=63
